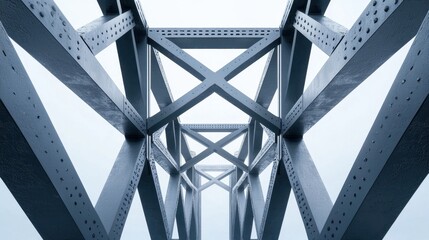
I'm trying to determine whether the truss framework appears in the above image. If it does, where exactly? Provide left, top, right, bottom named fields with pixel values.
left=0, top=0, right=428, bottom=239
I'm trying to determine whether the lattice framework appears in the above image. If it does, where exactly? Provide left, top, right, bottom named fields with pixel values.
left=0, top=0, right=429, bottom=239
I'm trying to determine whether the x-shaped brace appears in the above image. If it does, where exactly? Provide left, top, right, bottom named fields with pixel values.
left=195, top=167, right=235, bottom=192
left=147, top=29, right=282, bottom=134
left=181, top=126, right=248, bottom=172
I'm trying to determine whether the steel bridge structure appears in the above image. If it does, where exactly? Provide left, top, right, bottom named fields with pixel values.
left=0, top=0, right=429, bottom=239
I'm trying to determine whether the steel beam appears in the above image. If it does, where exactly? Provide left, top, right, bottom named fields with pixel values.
left=165, top=173, right=181, bottom=236
left=293, top=11, right=347, bottom=55
left=259, top=161, right=291, bottom=240
left=152, top=138, right=180, bottom=174
left=181, top=124, right=247, bottom=132
left=254, top=50, right=278, bottom=108
left=319, top=13, right=429, bottom=239
left=0, top=0, right=145, bottom=137
left=147, top=32, right=282, bottom=133
left=95, top=139, right=146, bottom=239
left=248, top=174, right=265, bottom=237
left=0, top=23, right=108, bottom=239
left=283, top=0, right=429, bottom=136
left=138, top=157, right=170, bottom=240
left=242, top=188, right=254, bottom=240
left=196, top=167, right=234, bottom=192
left=215, top=81, right=281, bottom=133
left=150, top=28, right=279, bottom=49
left=249, top=138, right=277, bottom=174
left=216, top=31, right=281, bottom=81
left=151, top=49, right=174, bottom=108
left=283, top=140, right=332, bottom=239
left=78, top=10, right=135, bottom=55
left=175, top=190, right=188, bottom=240
left=181, top=126, right=248, bottom=172
left=279, top=0, right=332, bottom=117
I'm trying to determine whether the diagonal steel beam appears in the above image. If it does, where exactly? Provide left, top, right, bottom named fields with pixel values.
left=283, top=0, right=429, bottom=136
left=248, top=174, right=265, bottom=237
left=151, top=48, right=174, bottom=108
left=259, top=161, right=291, bottom=240
left=320, top=13, right=429, bottom=239
left=95, top=139, right=146, bottom=239
left=147, top=78, right=217, bottom=134
left=152, top=137, right=180, bottom=174
left=138, top=156, right=170, bottom=240
left=215, top=81, right=281, bottom=133
left=181, top=126, right=248, bottom=172
left=176, top=189, right=188, bottom=240
left=293, top=10, right=347, bottom=55
left=0, top=23, right=108, bottom=239
left=164, top=173, right=181, bottom=236
left=254, top=49, right=278, bottom=108
left=283, top=139, right=332, bottom=239
left=78, top=10, right=135, bottom=55
left=279, top=0, right=332, bottom=117
left=0, top=0, right=146, bottom=137
left=147, top=31, right=282, bottom=133
left=196, top=167, right=234, bottom=192
left=216, top=30, right=281, bottom=81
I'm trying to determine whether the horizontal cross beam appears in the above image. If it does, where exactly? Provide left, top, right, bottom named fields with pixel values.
left=150, top=28, right=278, bottom=49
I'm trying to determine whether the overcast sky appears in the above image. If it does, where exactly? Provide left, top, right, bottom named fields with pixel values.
left=1, top=0, right=429, bottom=239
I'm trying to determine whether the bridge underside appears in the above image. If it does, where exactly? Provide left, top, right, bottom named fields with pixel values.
left=0, top=0, right=429, bottom=239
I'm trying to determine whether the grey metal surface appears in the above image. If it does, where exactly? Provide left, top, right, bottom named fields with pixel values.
left=1, top=0, right=429, bottom=239
left=283, top=140, right=332, bottom=239
left=293, top=11, right=347, bottom=55
left=0, top=23, right=108, bottom=239
left=150, top=28, right=278, bottom=49
left=0, top=0, right=146, bottom=138
left=320, top=12, right=429, bottom=239
left=95, top=139, right=146, bottom=239
left=78, top=10, right=135, bottom=55
left=283, top=0, right=429, bottom=136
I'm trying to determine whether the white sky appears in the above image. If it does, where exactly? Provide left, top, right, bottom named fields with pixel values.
left=1, top=0, right=429, bottom=239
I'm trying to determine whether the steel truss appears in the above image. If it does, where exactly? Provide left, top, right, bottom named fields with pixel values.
left=0, top=0, right=428, bottom=239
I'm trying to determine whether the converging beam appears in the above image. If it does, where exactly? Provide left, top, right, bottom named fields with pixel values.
left=320, top=12, right=429, bottom=239
left=283, top=0, right=429, bottom=136
left=95, top=139, right=146, bottom=239
left=181, top=126, right=248, bottom=172
left=0, top=0, right=146, bottom=137
left=0, top=23, right=108, bottom=239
